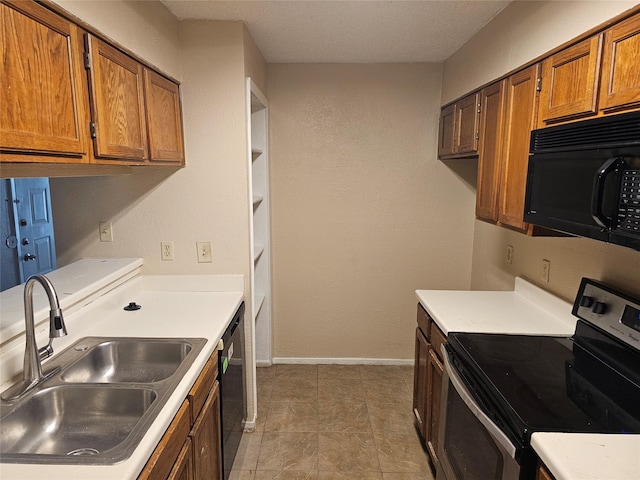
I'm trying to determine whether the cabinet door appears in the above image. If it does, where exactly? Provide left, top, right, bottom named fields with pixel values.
left=438, top=103, right=456, bottom=157
left=599, top=14, right=640, bottom=113
left=86, top=34, right=147, bottom=161
left=455, top=92, right=480, bottom=155
left=498, top=65, right=540, bottom=232
left=476, top=81, right=505, bottom=222
left=168, top=438, right=194, bottom=480
left=536, top=462, right=555, bottom=480
left=1, top=1, right=87, bottom=158
left=426, top=346, right=443, bottom=470
left=413, top=327, right=429, bottom=441
left=538, top=36, right=602, bottom=125
left=138, top=401, right=191, bottom=480
left=190, top=380, right=222, bottom=480
left=144, top=69, right=185, bottom=164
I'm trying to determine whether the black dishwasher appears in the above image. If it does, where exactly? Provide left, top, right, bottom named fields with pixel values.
left=219, top=302, right=245, bottom=480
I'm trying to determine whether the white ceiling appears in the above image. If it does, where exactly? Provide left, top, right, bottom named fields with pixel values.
left=161, top=0, right=512, bottom=63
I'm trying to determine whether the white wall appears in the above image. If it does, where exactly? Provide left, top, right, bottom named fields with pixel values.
left=267, top=63, right=476, bottom=361
left=442, top=0, right=640, bottom=300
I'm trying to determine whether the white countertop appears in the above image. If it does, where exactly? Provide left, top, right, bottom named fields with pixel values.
left=0, top=260, right=244, bottom=480
left=416, top=277, right=577, bottom=336
left=532, top=433, right=640, bottom=480
left=415, top=277, right=636, bottom=480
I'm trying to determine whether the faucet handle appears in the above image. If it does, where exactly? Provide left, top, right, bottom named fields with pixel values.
left=49, top=308, right=67, bottom=338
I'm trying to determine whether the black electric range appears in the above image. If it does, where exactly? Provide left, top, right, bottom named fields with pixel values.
left=440, top=278, right=640, bottom=480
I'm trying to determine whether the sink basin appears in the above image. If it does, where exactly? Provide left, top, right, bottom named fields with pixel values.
left=0, top=336, right=207, bottom=464
left=61, top=339, right=194, bottom=383
left=1, top=385, right=156, bottom=460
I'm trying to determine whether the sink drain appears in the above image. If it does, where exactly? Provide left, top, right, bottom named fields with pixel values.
left=67, top=448, right=100, bottom=456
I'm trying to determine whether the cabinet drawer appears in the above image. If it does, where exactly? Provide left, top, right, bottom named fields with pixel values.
left=430, top=322, right=447, bottom=362
left=138, top=400, right=190, bottom=480
left=188, top=351, right=218, bottom=425
left=417, top=304, right=431, bottom=340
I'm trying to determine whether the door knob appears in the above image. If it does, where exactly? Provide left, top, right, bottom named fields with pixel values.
left=23, top=254, right=37, bottom=261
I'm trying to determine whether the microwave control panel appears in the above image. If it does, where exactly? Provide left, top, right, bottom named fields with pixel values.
left=618, top=169, right=640, bottom=232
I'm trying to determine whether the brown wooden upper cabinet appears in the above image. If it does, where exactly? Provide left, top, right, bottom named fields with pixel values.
left=599, top=14, right=640, bottom=113
left=498, top=64, right=540, bottom=233
left=0, top=0, right=88, bottom=161
left=475, top=81, right=505, bottom=223
left=438, top=92, right=480, bottom=158
left=144, top=69, right=185, bottom=163
left=86, top=35, right=185, bottom=165
left=86, top=34, right=148, bottom=162
left=438, top=103, right=455, bottom=157
left=537, top=35, right=602, bottom=126
left=1, top=0, right=185, bottom=169
left=538, top=12, right=640, bottom=126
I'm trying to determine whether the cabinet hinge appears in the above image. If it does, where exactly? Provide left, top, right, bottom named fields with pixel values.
left=89, top=122, right=97, bottom=138
left=83, top=52, right=91, bottom=70
left=536, top=77, right=542, bottom=92
left=477, top=103, right=481, bottom=113
left=475, top=131, right=480, bottom=140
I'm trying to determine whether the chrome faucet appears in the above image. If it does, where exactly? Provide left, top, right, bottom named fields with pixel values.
left=1, top=274, right=67, bottom=401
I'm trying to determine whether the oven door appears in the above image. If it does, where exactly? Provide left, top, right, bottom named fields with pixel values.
left=436, top=345, right=520, bottom=480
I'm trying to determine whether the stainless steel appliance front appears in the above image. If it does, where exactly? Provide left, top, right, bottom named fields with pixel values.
left=436, top=345, right=520, bottom=480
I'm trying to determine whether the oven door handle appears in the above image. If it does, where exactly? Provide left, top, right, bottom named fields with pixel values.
left=441, top=345, right=517, bottom=459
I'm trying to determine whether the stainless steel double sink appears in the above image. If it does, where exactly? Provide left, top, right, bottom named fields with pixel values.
left=0, top=336, right=207, bottom=465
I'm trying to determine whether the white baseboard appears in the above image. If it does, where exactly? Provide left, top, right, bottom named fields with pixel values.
left=270, top=357, right=414, bottom=366
left=242, top=417, right=256, bottom=432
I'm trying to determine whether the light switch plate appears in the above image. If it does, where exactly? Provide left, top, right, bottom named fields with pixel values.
left=196, top=241, right=212, bottom=263
left=99, top=222, right=113, bottom=242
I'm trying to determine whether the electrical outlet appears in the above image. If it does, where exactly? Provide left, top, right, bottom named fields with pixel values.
left=99, top=222, right=113, bottom=242
left=196, top=241, right=212, bottom=263
left=506, top=245, right=514, bottom=264
left=161, top=241, right=174, bottom=261
left=541, top=259, right=551, bottom=283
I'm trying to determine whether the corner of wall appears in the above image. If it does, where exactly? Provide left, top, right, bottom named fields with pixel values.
left=243, top=25, right=268, bottom=94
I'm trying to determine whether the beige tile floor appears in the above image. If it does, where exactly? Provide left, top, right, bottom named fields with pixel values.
left=229, top=364, right=435, bottom=480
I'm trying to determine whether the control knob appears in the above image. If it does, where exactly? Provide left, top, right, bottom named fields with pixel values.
left=592, top=302, right=608, bottom=315
left=579, top=295, right=594, bottom=308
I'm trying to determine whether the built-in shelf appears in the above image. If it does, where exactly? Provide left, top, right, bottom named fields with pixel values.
left=254, top=294, right=265, bottom=319
left=247, top=77, right=271, bottom=365
left=254, top=245, right=264, bottom=263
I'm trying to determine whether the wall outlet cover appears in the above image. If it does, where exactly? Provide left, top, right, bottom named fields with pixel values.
left=161, top=241, right=174, bottom=261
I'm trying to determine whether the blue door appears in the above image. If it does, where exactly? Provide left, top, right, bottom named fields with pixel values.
left=1, top=178, right=57, bottom=290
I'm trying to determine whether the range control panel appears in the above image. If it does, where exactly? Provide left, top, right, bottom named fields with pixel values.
left=573, top=278, right=640, bottom=351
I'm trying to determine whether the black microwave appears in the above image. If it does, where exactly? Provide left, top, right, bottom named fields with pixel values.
left=524, top=111, right=640, bottom=251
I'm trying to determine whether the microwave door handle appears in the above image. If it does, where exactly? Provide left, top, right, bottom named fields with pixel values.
left=441, top=345, right=517, bottom=459
left=591, top=157, right=619, bottom=229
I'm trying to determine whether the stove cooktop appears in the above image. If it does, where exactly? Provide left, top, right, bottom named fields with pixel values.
left=448, top=327, right=640, bottom=442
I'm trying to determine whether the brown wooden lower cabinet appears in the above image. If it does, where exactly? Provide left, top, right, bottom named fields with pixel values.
left=536, top=461, right=555, bottom=480
left=168, top=438, right=193, bottom=480
left=425, top=346, right=443, bottom=467
left=413, top=326, right=429, bottom=440
left=190, top=381, right=222, bottom=480
left=138, top=351, right=222, bottom=480
left=413, top=303, right=446, bottom=470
